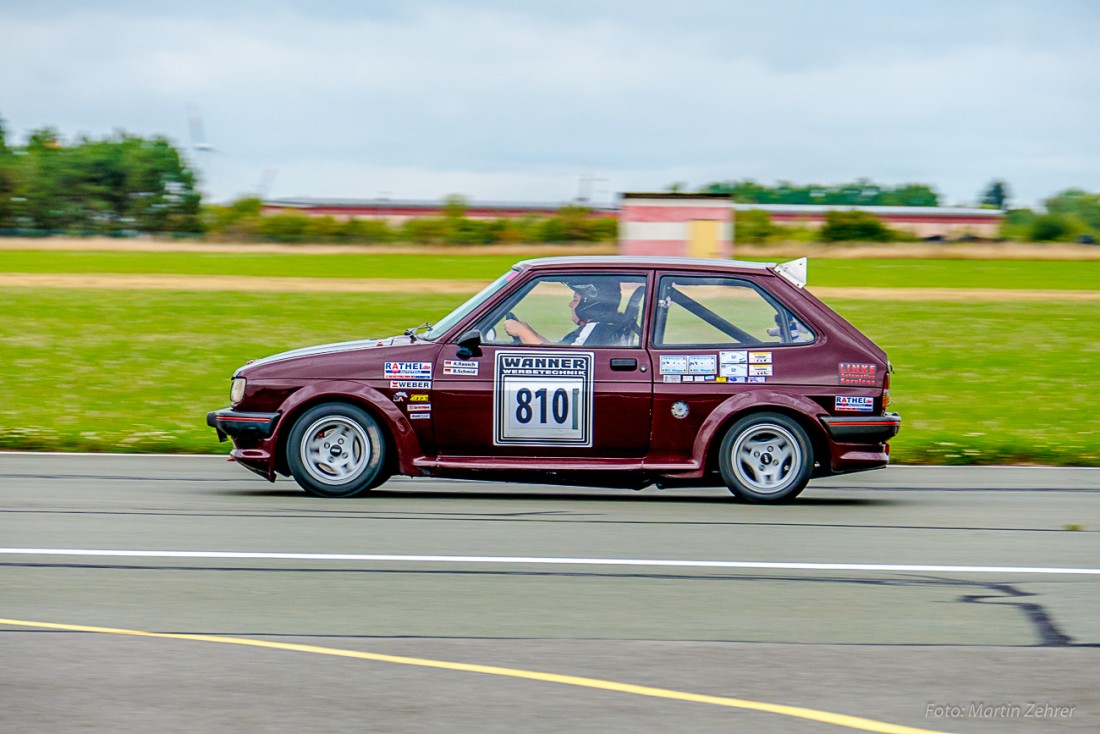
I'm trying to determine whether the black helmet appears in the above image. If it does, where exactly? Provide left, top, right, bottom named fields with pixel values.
left=568, top=278, right=622, bottom=323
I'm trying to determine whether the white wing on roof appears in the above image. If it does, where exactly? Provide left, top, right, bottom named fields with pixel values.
left=775, top=258, right=808, bottom=288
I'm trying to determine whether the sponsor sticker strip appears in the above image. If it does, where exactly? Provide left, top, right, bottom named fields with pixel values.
left=839, top=362, right=877, bottom=386
left=443, top=359, right=479, bottom=376
left=835, top=396, right=874, bottom=412
left=391, top=380, right=431, bottom=390
left=385, top=361, right=433, bottom=380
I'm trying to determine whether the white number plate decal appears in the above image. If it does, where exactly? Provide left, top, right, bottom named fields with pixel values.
left=494, top=351, right=594, bottom=446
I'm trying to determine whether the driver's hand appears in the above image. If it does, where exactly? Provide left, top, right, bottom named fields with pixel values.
left=504, top=319, right=540, bottom=344
left=503, top=319, right=525, bottom=337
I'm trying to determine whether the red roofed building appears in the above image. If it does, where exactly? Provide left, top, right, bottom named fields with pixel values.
left=260, top=196, right=1004, bottom=243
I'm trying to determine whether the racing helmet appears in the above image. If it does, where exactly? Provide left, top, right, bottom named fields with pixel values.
left=567, top=278, right=622, bottom=323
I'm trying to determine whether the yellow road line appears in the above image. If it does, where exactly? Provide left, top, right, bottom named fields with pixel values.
left=0, top=617, right=954, bottom=734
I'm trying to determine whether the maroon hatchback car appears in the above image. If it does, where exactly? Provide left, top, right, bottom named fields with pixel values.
left=208, top=256, right=900, bottom=502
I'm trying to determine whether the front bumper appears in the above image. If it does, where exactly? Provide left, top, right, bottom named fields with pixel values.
left=820, top=412, right=901, bottom=444
left=206, top=408, right=280, bottom=442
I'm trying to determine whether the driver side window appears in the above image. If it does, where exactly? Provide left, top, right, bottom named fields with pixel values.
left=477, top=274, right=647, bottom=348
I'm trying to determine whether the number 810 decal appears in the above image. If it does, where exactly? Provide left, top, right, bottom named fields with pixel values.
left=494, top=351, right=594, bottom=446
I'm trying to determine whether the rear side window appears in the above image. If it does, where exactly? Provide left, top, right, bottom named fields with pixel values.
left=653, top=275, right=814, bottom=347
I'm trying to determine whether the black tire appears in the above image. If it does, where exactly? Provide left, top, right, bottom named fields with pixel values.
left=286, top=403, right=388, bottom=498
left=718, top=412, right=813, bottom=503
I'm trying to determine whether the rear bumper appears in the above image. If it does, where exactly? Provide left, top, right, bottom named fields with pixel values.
left=820, top=412, right=901, bottom=444
left=206, top=408, right=280, bottom=442
left=817, top=412, right=900, bottom=476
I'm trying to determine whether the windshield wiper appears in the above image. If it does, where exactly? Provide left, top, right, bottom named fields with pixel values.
left=404, top=322, right=433, bottom=341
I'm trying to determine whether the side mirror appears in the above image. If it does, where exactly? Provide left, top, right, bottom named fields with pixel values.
left=455, top=329, right=482, bottom=359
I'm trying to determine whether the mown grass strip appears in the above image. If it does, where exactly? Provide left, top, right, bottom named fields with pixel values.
left=1, top=287, right=1097, bottom=465
left=2, top=250, right=1099, bottom=290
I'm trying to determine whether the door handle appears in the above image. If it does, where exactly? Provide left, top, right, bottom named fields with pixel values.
left=610, top=358, right=638, bottom=371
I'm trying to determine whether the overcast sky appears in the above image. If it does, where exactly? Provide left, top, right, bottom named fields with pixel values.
left=2, top=1, right=1097, bottom=208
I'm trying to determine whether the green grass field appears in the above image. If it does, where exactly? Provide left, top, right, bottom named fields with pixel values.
left=1, top=249, right=1098, bottom=464
left=2, top=250, right=1099, bottom=290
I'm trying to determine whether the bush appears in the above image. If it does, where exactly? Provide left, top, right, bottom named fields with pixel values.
left=734, top=209, right=776, bottom=244
left=1029, top=213, right=1089, bottom=242
left=819, top=210, right=895, bottom=242
left=200, top=198, right=618, bottom=246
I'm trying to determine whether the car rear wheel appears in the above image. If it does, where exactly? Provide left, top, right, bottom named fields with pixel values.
left=286, top=403, right=388, bottom=498
left=718, top=412, right=812, bottom=503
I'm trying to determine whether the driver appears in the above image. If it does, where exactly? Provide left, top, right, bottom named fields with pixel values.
left=504, top=279, right=624, bottom=346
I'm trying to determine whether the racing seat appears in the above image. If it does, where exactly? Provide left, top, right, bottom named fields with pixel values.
left=619, top=285, right=646, bottom=346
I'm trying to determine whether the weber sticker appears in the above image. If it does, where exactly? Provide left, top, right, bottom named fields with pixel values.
left=494, top=351, right=593, bottom=446
left=391, top=380, right=431, bottom=390
left=835, top=396, right=874, bottom=412
left=385, top=361, right=432, bottom=380
left=839, top=362, right=877, bottom=386
left=443, top=359, right=479, bottom=376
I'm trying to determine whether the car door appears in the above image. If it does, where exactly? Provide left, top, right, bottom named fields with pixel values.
left=432, top=271, right=653, bottom=459
left=647, top=271, right=818, bottom=464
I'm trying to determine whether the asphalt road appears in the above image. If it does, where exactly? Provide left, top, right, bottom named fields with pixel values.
left=1, top=454, right=1098, bottom=733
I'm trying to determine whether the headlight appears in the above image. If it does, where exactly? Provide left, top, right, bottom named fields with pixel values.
left=230, top=377, right=246, bottom=404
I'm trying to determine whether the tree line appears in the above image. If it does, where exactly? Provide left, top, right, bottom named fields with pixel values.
left=693, top=178, right=1099, bottom=244
left=0, top=119, right=201, bottom=235
left=2, top=117, right=1097, bottom=244
left=204, top=196, right=618, bottom=245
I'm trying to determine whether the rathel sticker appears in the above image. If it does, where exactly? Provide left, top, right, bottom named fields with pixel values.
left=385, top=362, right=432, bottom=380
left=839, top=362, right=877, bottom=386
left=836, top=396, right=874, bottom=412
left=494, top=351, right=593, bottom=447
left=443, top=359, right=478, bottom=376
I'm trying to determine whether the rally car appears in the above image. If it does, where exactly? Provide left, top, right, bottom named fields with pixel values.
left=207, top=256, right=900, bottom=502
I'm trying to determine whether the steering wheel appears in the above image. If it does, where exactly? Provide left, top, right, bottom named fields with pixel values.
left=504, top=311, right=521, bottom=344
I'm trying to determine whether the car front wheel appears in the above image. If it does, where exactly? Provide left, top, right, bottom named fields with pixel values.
left=286, top=403, right=388, bottom=497
left=718, top=412, right=813, bottom=503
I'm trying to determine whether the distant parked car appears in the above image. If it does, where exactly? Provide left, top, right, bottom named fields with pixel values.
left=208, top=256, right=899, bottom=502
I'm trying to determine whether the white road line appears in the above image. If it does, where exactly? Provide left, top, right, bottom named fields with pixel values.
left=1, top=548, right=1098, bottom=575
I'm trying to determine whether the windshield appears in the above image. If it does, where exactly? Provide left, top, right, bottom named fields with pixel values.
left=423, top=269, right=517, bottom=340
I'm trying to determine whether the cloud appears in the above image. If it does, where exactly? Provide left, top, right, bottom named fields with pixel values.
left=1, top=1, right=1097, bottom=207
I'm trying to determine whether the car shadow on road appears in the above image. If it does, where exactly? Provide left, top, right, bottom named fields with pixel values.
left=218, top=486, right=899, bottom=506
